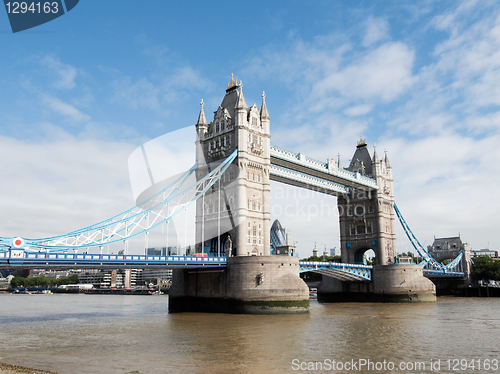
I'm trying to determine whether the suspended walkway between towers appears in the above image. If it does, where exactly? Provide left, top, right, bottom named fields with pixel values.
left=269, top=145, right=379, bottom=196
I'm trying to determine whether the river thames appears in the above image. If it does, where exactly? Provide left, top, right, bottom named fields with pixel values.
left=0, top=294, right=499, bottom=373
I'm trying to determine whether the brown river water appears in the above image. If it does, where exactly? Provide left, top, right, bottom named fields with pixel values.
left=0, top=294, right=499, bottom=373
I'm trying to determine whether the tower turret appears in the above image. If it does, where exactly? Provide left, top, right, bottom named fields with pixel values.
left=338, top=138, right=396, bottom=265
left=196, top=99, right=207, bottom=137
left=384, top=149, right=391, bottom=169
left=235, top=82, right=248, bottom=126
left=372, top=144, right=380, bottom=177
left=260, top=91, right=270, bottom=135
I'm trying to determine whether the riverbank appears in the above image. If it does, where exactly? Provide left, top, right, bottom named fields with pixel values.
left=0, top=362, right=60, bottom=374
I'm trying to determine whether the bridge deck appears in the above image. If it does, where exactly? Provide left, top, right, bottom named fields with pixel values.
left=0, top=251, right=226, bottom=269
left=0, top=251, right=465, bottom=279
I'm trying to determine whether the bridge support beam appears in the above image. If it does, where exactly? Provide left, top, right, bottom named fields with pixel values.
left=168, top=256, right=309, bottom=314
left=317, top=265, right=436, bottom=302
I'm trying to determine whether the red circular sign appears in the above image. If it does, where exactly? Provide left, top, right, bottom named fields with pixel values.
left=13, top=237, right=24, bottom=248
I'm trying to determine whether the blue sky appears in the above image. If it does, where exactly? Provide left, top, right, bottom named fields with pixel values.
left=1, top=0, right=499, bottom=257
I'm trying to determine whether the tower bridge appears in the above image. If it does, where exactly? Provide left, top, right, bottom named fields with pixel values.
left=0, top=75, right=466, bottom=312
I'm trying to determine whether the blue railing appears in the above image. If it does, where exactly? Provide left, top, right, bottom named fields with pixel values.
left=0, top=250, right=226, bottom=268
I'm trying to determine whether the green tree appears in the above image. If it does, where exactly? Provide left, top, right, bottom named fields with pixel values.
left=9, top=276, right=25, bottom=288
left=66, top=274, right=79, bottom=284
left=365, top=257, right=376, bottom=265
left=471, top=256, right=500, bottom=281
left=300, top=255, right=342, bottom=262
left=9, top=274, right=79, bottom=289
left=301, top=255, right=321, bottom=261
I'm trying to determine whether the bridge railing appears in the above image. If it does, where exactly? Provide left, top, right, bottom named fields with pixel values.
left=270, top=165, right=348, bottom=194
left=422, top=269, right=465, bottom=277
left=299, top=261, right=373, bottom=269
left=270, top=145, right=378, bottom=189
left=0, top=250, right=227, bottom=268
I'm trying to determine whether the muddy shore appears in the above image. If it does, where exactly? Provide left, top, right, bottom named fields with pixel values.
left=0, top=362, right=60, bottom=374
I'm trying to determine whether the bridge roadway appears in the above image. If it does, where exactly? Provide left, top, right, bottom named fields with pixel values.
left=0, top=251, right=464, bottom=280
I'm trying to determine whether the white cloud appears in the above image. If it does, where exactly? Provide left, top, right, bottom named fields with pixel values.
left=363, top=16, right=390, bottom=47
left=314, top=42, right=415, bottom=102
left=42, top=94, right=91, bottom=122
left=111, top=67, right=213, bottom=115
left=40, top=55, right=78, bottom=90
left=384, top=132, right=500, bottom=249
left=425, top=3, right=500, bottom=113
left=112, top=77, right=161, bottom=111
left=343, top=104, right=373, bottom=116
left=0, top=134, right=136, bottom=241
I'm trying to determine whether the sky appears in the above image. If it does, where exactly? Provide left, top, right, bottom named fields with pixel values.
left=0, top=0, right=499, bottom=258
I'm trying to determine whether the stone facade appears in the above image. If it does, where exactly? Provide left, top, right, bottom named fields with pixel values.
left=317, top=265, right=436, bottom=302
left=195, top=75, right=271, bottom=257
left=338, top=138, right=396, bottom=265
left=169, top=256, right=309, bottom=314
left=428, top=236, right=471, bottom=275
left=371, top=265, right=436, bottom=302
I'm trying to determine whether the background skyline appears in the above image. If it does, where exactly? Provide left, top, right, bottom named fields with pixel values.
left=1, top=0, right=499, bottom=258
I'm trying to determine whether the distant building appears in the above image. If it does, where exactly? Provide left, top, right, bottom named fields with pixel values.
left=140, top=268, right=173, bottom=284
left=270, top=219, right=295, bottom=256
left=0, top=275, right=13, bottom=290
left=78, top=269, right=141, bottom=288
left=0, top=269, right=13, bottom=278
left=145, top=247, right=180, bottom=256
left=146, top=247, right=166, bottom=256
left=427, top=236, right=471, bottom=274
left=330, top=248, right=336, bottom=257
left=30, top=269, right=74, bottom=279
left=471, top=249, right=499, bottom=259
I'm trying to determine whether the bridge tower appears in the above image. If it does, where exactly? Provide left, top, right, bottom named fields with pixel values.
left=338, top=137, right=396, bottom=265
left=195, top=75, right=271, bottom=257
left=170, top=75, right=309, bottom=314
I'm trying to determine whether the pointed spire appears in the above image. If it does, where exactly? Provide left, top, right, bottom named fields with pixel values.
left=260, top=91, right=270, bottom=120
left=227, top=73, right=238, bottom=90
left=384, top=149, right=391, bottom=168
left=373, top=143, right=380, bottom=164
left=196, top=99, right=207, bottom=126
left=235, top=81, right=247, bottom=109
left=337, top=153, right=343, bottom=169
left=357, top=134, right=367, bottom=148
